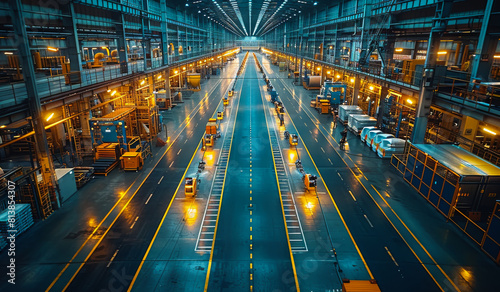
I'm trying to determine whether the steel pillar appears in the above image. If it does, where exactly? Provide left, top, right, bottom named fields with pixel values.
left=413, top=0, right=453, bottom=144
left=9, top=0, right=60, bottom=208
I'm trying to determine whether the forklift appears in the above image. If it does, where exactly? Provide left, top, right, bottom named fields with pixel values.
left=185, top=176, right=198, bottom=197
left=217, top=111, right=224, bottom=120
left=223, top=97, right=229, bottom=106
left=289, top=134, right=298, bottom=146
left=304, top=174, right=317, bottom=191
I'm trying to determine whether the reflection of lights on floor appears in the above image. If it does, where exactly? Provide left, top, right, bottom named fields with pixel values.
left=289, top=152, right=295, bottom=161
left=188, top=208, right=197, bottom=219
left=306, top=202, right=314, bottom=209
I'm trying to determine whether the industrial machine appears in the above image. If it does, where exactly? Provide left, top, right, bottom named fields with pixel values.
left=304, top=174, right=317, bottom=191
left=365, top=130, right=383, bottom=148
left=360, top=126, right=378, bottom=143
left=217, top=111, right=224, bottom=120
left=289, top=134, right=298, bottom=146
left=203, top=134, right=214, bottom=149
left=187, top=73, right=201, bottom=91
left=223, top=97, right=229, bottom=106
left=184, top=176, right=198, bottom=197
left=377, top=138, right=406, bottom=158
left=373, top=133, right=395, bottom=152
left=87, top=52, right=105, bottom=68
left=270, top=89, right=278, bottom=103
left=303, top=70, right=321, bottom=90
left=322, top=81, right=347, bottom=106
left=120, top=151, right=143, bottom=171
left=228, top=90, right=234, bottom=97
left=338, top=105, right=363, bottom=124
left=348, top=114, right=377, bottom=134
left=155, top=89, right=172, bottom=110
left=203, top=118, right=219, bottom=150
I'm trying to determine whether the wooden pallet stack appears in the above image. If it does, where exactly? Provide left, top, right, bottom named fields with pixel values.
left=92, top=143, right=121, bottom=176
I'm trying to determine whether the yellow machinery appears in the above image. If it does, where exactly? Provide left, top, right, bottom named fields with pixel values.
left=289, top=134, right=298, bottom=146
left=304, top=174, right=317, bottom=191
left=107, top=50, right=119, bottom=64
left=228, top=90, right=234, bottom=97
left=187, top=73, right=201, bottom=91
left=206, top=118, right=218, bottom=135
left=120, top=151, right=143, bottom=171
left=185, top=177, right=197, bottom=197
left=342, top=280, right=381, bottom=292
left=203, top=134, right=214, bottom=150
left=217, top=111, right=224, bottom=120
left=87, top=52, right=105, bottom=68
left=203, top=118, right=218, bottom=150
left=320, top=99, right=330, bottom=114
left=223, top=97, right=229, bottom=106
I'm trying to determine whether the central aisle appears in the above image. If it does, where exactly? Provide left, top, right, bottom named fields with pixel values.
left=206, top=54, right=297, bottom=291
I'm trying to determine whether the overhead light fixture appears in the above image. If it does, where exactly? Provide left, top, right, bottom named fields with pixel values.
left=47, top=46, right=58, bottom=52
left=437, top=51, right=447, bottom=55
left=314, top=2, right=318, bottom=5
left=157, top=75, right=162, bottom=80
left=350, top=78, right=355, bottom=83
left=101, top=46, right=106, bottom=49
left=140, top=80, right=145, bottom=85
left=327, top=71, right=331, bottom=74
left=46, top=113, right=54, bottom=122
left=4, top=52, right=13, bottom=55
left=336, top=75, right=340, bottom=78
left=111, top=90, right=117, bottom=96
left=0, top=125, right=6, bottom=128
left=107, top=89, right=111, bottom=92
left=174, top=70, right=178, bottom=74
left=395, top=48, right=403, bottom=52
left=483, top=128, right=497, bottom=135
left=406, top=98, right=413, bottom=104
left=494, top=55, right=500, bottom=59
left=369, top=86, right=374, bottom=90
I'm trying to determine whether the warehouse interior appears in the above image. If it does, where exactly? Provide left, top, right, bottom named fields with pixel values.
left=0, top=0, right=500, bottom=291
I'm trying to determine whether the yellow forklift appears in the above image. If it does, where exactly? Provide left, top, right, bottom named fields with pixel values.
left=289, top=134, right=298, bottom=146
left=223, top=97, right=229, bottom=106
left=185, top=176, right=198, bottom=197
left=304, top=174, right=317, bottom=191
left=217, top=111, right=224, bottom=120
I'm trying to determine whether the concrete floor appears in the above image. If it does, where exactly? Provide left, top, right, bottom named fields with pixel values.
left=1, top=52, right=499, bottom=292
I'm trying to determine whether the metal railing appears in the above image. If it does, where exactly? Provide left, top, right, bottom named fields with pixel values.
left=435, top=76, right=500, bottom=115
left=0, top=48, right=236, bottom=109
left=425, top=125, right=500, bottom=166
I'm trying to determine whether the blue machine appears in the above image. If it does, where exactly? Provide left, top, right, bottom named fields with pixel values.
left=89, top=120, right=128, bottom=150
left=319, top=81, right=347, bottom=106
left=270, top=89, right=278, bottom=103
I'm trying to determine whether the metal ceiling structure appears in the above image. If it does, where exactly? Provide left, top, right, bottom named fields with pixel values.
left=186, top=0, right=318, bottom=37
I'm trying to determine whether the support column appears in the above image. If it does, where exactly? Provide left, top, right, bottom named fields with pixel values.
left=298, top=15, right=304, bottom=85
left=116, top=13, right=128, bottom=74
left=352, top=76, right=361, bottom=105
left=413, top=0, right=453, bottom=144
left=9, top=0, right=60, bottom=208
left=161, top=13, right=169, bottom=67
left=63, top=2, right=82, bottom=78
left=470, top=0, right=497, bottom=83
